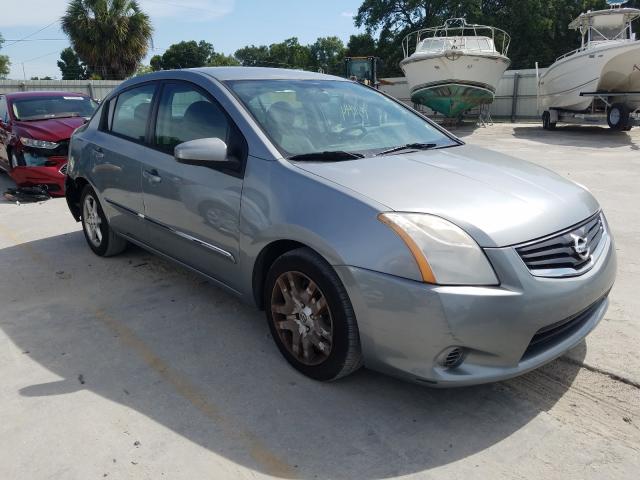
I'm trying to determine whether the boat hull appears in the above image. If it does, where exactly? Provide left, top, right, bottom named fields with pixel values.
left=540, top=42, right=640, bottom=111
left=400, top=52, right=510, bottom=117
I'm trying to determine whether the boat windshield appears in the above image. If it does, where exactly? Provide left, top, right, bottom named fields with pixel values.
left=226, top=79, right=457, bottom=158
left=417, top=36, right=496, bottom=54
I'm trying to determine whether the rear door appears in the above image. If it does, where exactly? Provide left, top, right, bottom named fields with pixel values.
left=140, top=80, right=246, bottom=290
left=88, top=82, right=158, bottom=242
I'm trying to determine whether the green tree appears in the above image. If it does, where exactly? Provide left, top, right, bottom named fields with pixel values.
left=150, top=54, right=163, bottom=71
left=346, top=33, right=378, bottom=57
left=134, top=63, right=154, bottom=76
left=207, top=52, right=240, bottom=66
left=0, top=34, right=10, bottom=79
left=267, top=37, right=312, bottom=69
left=61, top=0, right=153, bottom=80
left=309, top=36, right=346, bottom=75
left=235, top=45, right=270, bottom=66
left=353, top=0, right=620, bottom=72
left=151, top=40, right=215, bottom=70
left=57, top=47, right=89, bottom=80
left=235, top=38, right=312, bottom=69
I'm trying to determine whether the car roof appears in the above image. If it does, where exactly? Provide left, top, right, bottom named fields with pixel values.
left=3, top=91, right=88, bottom=100
left=191, top=66, right=348, bottom=82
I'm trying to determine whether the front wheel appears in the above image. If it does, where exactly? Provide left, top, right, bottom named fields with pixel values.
left=80, top=185, right=128, bottom=257
left=264, top=248, right=362, bottom=381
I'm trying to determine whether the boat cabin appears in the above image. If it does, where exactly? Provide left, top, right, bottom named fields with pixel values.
left=570, top=7, right=640, bottom=48
left=402, top=18, right=510, bottom=59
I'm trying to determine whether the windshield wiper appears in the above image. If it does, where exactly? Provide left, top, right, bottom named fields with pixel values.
left=377, top=143, right=437, bottom=156
left=287, top=151, right=365, bottom=161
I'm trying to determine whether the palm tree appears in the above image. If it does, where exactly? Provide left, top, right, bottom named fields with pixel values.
left=61, top=0, right=153, bottom=80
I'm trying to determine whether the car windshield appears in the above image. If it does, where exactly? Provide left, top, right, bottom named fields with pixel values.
left=12, top=96, right=98, bottom=121
left=226, top=79, right=457, bottom=158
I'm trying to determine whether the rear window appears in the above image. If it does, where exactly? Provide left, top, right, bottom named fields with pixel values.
left=110, top=84, right=155, bottom=142
left=11, top=96, right=97, bottom=121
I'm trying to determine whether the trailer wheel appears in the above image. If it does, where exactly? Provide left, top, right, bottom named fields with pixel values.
left=607, top=104, right=630, bottom=131
left=542, top=111, right=556, bottom=130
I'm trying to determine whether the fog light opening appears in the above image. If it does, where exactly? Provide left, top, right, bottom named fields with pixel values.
left=439, top=347, right=466, bottom=369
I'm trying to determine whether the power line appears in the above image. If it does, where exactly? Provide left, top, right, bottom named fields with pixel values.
left=4, top=38, right=66, bottom=42
left=20, top=50, right=61, bottom=64
left=4, top=20, right=60, bottom=48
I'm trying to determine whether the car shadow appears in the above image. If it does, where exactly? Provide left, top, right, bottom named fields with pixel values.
left=0, top=231, right=586, bottom=479
left=511, top=125, right=639, bottom=150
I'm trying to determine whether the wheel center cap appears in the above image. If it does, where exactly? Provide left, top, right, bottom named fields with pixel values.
left=295, top=306, right=314, bottom=336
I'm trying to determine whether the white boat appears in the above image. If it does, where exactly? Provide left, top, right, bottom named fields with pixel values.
left=539, top=5, right=640, bottom=112
left=399, top=18, right=511, bottom=118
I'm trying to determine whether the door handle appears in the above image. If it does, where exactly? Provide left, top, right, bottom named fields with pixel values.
left=143, top=168, right=162, bottom=184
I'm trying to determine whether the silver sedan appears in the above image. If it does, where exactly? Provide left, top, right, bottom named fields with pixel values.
left=65, top=67, right=616, bottom=386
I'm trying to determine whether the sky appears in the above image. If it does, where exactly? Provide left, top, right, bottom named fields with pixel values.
left=0, top=0, right=365, bottom=80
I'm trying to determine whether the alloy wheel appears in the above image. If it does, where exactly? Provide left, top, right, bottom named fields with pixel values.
left=270, top=271, right=333, bottom=366
left=83, top=195, right=103, bottom=247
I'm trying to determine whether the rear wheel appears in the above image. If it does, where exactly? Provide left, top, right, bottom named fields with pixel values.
left=264, top=248, right=362, bottom=381
left=542, top=111, right=556, bottom=130
left=80, top=185, right=127, bottom=257
left=607, top=103, right=630, bottom=131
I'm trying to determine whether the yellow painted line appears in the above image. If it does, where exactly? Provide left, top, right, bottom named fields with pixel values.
left=0, top=223, right=297, bottom=478
left=94, top=309, right=297, bottom=478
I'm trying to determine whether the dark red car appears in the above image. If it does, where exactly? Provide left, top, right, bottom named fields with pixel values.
left=0, top=91, right=98, bottom=195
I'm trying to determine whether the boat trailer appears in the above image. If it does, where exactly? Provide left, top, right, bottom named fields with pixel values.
left=541, top=91, right=640, bottom=131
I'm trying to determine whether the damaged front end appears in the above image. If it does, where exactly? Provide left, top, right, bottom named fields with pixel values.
left=10, top=140, right=69, bottom=196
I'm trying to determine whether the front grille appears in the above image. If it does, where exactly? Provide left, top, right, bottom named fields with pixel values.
left=522, top=296, right=606, bottom=360
left=516, top=213, right=605, bottom=278
left=59, top=163, right=68, bottom=175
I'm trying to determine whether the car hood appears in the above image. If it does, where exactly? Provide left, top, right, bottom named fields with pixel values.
left=293, top=144, right=599, bottom=247
left=15, top=117, right=87, bottom=142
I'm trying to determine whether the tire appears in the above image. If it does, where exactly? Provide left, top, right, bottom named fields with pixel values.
left=264, top=247, right=362, bottom=381
left=80, top=185, right=127, bottom=257
left=542, top=111, right=556, bottom=130
left=607, top=103, right=630, bottom=131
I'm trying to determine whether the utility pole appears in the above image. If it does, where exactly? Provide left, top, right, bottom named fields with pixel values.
left=22, top=62, right=26, bottom=81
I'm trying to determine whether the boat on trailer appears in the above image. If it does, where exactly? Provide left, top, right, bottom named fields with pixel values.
left=400, top=18, right=511, bottom=118
left=539, top=2, right=640, bottom=130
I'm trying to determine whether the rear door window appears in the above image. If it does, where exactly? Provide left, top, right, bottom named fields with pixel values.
left=111, top=84, right=156, bottom=142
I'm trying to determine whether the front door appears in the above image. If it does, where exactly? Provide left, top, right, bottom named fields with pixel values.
left=140, top=81, right=245, bottom=291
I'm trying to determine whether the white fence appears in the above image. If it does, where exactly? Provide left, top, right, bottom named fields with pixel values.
left=380, top=68, right=547, bottom=120
left=1, top=68, right=545, bottom=120
left=0, top=80, right=122, bottom=100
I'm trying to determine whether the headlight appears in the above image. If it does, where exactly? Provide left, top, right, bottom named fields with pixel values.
left=378, top=213, right=498, bottom=285
left=20, top=137, right=59, bottom=149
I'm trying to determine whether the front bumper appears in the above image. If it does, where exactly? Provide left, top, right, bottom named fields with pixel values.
left=336, top=231, right=617, bottom=387
left=10, top=165, right=66, bottom=196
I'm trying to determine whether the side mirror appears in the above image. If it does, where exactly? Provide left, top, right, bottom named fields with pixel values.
left=174, top=138, right=229, bottom=167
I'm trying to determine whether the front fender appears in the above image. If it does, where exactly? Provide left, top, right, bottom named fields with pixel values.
left=237, top=156, right=423, bottom=301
